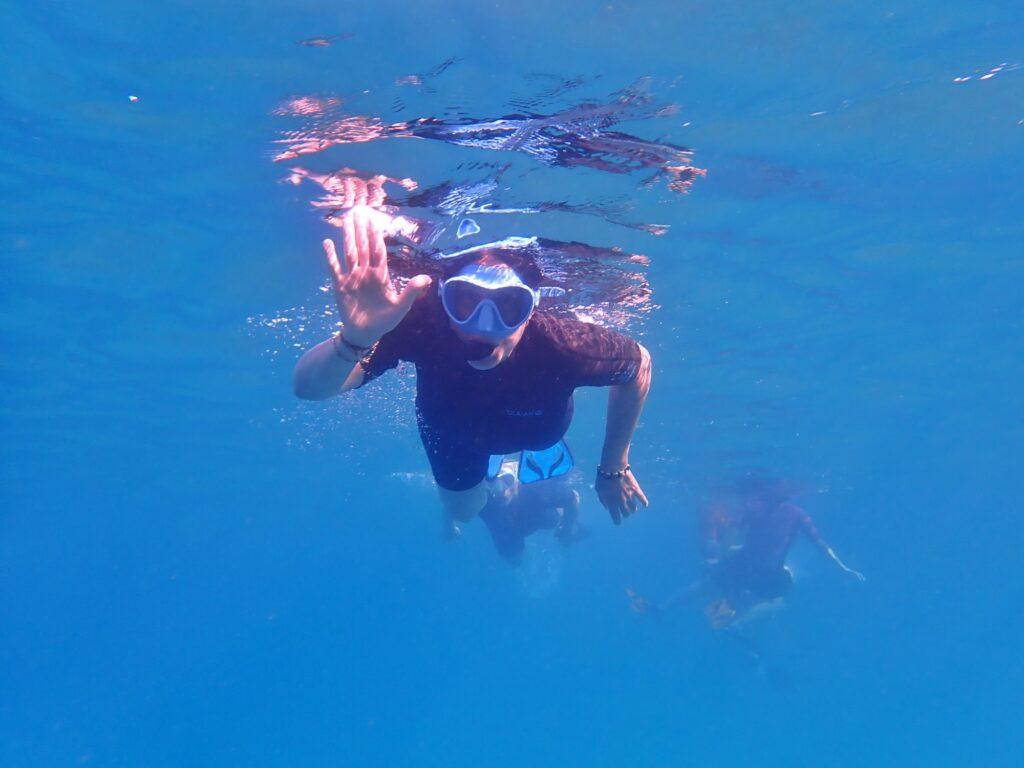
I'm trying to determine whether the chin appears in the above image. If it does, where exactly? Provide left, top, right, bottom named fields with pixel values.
left=452, top=333, right=501, bottom=364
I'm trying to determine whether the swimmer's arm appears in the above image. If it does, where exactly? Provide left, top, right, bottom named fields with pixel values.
left=602, top=344, right=652, bottom=459
left=293, top=337, right=366, bottom=399
left=296, top=213, right=429, bottom=400
left=790, top=512, right=864, bottom=581
left=820, top=543, right=866, bottom=582
left=800, top=513, right=866, bottom=582
left=597, top=344, right=652, bottom=519
left=637, top=576, right=707, bottom=618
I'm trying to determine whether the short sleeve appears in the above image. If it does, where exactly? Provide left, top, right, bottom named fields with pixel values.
left=357, top=305, right=420, bottom=385
left=358, top=329, right=404, bottom=385
left=543, top=315, right=642, bottom=388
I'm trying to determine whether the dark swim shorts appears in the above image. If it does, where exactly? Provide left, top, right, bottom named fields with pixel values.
left=417, top=399, right=573, bottom=491
left=711, top=553, right=794, bottom=601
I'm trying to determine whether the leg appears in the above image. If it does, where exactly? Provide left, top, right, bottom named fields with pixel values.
left=662, top=576, right=710, bottom=611
left=418, top=418, right=490, bottom=538
left=479, top=507, right=527, bottom=564
left=438, top=483, right=488, bottom=523
left=477, top=478, right=529, bottom=563
left=495, top=476, right=581, bottom=548
left=553, top=488, right=585, bottom=546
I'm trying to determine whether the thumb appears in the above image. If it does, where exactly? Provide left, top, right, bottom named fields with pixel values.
left=396, top=274, right=432, bottom=311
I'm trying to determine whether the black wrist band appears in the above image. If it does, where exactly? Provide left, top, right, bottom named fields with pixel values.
left=331, top=333, right=358, bottom=362
left=331, top=332, right=375, bottom=362
left=338, top=330, right=375, bottom=354
left=596, top=464, right=630, bottom=480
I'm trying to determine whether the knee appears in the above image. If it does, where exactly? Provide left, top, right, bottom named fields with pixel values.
left=439, top=483, right=487, bottom=522
left=450, top=504, right=478, bottom=523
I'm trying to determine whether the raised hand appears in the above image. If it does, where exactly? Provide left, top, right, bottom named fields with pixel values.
left=324, top=206, right=431, bottom=347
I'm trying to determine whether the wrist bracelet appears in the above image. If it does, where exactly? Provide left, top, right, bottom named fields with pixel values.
left=596, top=464, right=630, bottom=480
left=331, top=332, right=375, bottom=362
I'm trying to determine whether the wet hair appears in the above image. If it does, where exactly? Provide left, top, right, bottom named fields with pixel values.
left=438, top=246, right=544, bottom=289
left=386, top=235, right=652, bottom=330
left=386, top=243, right=544, bottom=290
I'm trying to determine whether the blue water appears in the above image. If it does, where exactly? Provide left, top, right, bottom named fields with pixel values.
left=3, top=2, right=1023, bottom=766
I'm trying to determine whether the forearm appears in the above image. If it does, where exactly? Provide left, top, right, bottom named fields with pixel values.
left=293, top=336, right=364, bottom=400
left=824, top=544, right=849, bottom=571
left=600, top=344, right=651, bottom=468
left=818, top=540, right=855, bottom=573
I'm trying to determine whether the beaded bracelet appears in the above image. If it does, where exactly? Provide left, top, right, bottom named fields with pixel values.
left=596, top=465, right=631, bottom=480
left=331, top=331, right=376, bottom=362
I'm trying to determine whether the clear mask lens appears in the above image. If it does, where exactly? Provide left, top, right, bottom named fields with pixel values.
left=442, top=281, right=535, bottom=328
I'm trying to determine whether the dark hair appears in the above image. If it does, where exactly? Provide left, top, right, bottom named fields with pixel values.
left=438, top=246, right=544, bottom=289
left=386, top=236, right=652, bottom=330
left=386, top=243, right=543, bottom=289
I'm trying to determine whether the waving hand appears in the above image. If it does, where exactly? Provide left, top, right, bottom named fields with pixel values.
left=324, top=206, right=431, bottom=347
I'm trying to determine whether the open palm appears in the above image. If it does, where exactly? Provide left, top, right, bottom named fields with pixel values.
left=324, top=207, right=431, bottom=347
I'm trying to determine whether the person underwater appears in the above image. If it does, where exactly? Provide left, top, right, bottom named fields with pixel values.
left=293, top=207, right=652, bottom=537
left=628, top=477, right=864, bottom=629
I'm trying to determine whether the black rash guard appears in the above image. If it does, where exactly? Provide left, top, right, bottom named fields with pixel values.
left=710, top=503, right=821, bottom=601
left=360, top=293, right=642, bottom=490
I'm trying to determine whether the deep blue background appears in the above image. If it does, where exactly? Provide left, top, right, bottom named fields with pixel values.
left=2, top=2, right=1022, bottom=765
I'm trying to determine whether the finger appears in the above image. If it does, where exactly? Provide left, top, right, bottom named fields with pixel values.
left=338, top=175, right=354, bottom=207
left=629, top=475, right=650, bottom=507
left=396, top=274, right=432, bottom=312
left=368, top=212, right=386, bottom=269
left=323, top=238, right=343, bottom=281
left=367, top=175, right=387, bottom=207
left=635, top=486, right=650, bottom=508
left=354, top=177, right=368, bottom=207
left=341, top=214, right=358, bottom=273
left=608, top=504, right=622, bottom=526
left=353, top=208, right=371, bottom=268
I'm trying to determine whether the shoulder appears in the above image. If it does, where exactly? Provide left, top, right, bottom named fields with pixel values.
left=527, top=312, right=642, bottom=385
left=779, top=502, right=811, bottom=524
left=530, top=312, right=639, bottom=358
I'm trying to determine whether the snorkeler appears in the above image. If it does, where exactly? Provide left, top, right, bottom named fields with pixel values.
left=631, top=477, right=863, bottom=628
left=293, top=208, right=651, bottom=535
left=699, top=478, right=865, bottom=627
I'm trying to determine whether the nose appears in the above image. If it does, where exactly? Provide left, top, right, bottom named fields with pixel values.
left=476, top=303, right=499, bottom=332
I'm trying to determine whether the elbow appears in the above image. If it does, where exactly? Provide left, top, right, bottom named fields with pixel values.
left=635, top=343, right=652, bottom=394
left=292, top=369, right=326, bottom=401
left=293, top=379, right=317, bottom=401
